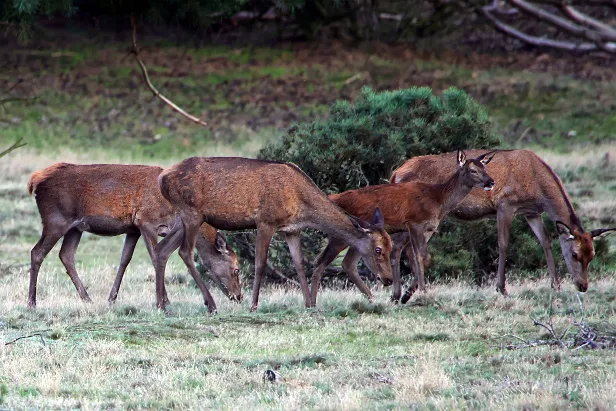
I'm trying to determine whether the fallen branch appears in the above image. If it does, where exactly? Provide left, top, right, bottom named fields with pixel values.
left=504, top=293, right=616, bottom=350
left=129, top=16, right=207, bottom=126
left=5, top=330, right=50, bottom=346
left=480, top=6, right=608, bottom=53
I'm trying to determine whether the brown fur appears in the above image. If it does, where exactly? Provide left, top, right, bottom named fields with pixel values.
left=27, top=163, right=241, bottom=309
left=391, top=149, right=614, bottom=294
left=154, top=157, right=393, bottom=312
left=325, top=151, right=495, bottom=303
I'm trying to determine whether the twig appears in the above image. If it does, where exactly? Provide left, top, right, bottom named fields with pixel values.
left=5, top=330, right=50, bottom=346
left=266, top=261, right=301, bottom=288
left=129, top=15, right=207, bottom=127
left=0, top=138, right=26, bottom=158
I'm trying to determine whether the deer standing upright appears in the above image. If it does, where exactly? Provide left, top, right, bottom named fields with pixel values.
left=311, top=150, right=495, bottom=304
left=154, top=157, right=393, bottom=313
left=391, top=149, right=616, bottom=295
left=27, top=163, right=242, bottom=308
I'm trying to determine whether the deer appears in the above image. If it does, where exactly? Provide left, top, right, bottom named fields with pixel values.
left=27, top=163, right=242, bottom=308
left=310, top=150, right=495, bottom=305
left=390, top=149, right=616, bottom=296
left=153, top=156, right=393, bottom=313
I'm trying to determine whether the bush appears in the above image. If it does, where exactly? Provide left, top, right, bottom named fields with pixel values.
left=255, top=86, right=507, bottom=284
left=260, top=86, right=499, bottom=192
left=249, top=86, right=610, bottom=286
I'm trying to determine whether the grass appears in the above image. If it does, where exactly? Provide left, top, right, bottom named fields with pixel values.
left=1, top=35, right=616, bottom=409
left=1, top=145, right=616, bottom=409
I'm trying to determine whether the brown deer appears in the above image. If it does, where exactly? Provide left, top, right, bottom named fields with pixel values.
left=153, top=157, right=393, bottom=313
left=310, top=150, right=495, bottom=304
left=390, top=149, right=616, bottom=296
left=27, top=163, right=242, bottom=308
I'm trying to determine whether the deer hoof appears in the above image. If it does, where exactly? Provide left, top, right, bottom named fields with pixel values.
left=496, top=285, right=508, bottom=297
left=249, top=304, right=258, bottom=313
left=27, top=301, right=37, bottom=310
left=400, top=292, right=412, bottom=305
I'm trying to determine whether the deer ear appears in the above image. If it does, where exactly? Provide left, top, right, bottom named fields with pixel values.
left=556, top=222, right=574, bottom=239
left=457, top=149, right=466, bottom=167
left=214, top=232, right=229, bottom=254
left=349, top=215, right=371, bottom=232
left=591, top=227, right=616, bottom=239
left=371, top=207, right=385, bottom=229
left=479, top=151, right=496, bottom=165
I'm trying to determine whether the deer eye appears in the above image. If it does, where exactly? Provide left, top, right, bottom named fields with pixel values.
left=375, top=247, right=382, bottom=255
left=234, top=269, right=240, bottom=275
left=571, top=252, right=578, bottom=260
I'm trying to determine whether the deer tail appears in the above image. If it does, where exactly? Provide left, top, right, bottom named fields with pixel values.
left=27, top=163, right=70, bottom=195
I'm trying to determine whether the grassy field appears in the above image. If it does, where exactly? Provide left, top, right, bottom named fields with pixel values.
left=1, top=35, right=616, bottom=409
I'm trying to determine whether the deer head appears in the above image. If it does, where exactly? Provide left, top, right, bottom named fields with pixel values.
left=209, top=232, right=243, bottom=302
left=349, top=207, right=393, bottom=287
left=457, top=150, right=496, bottom=191
left=556, top=223, right=616, bottom=292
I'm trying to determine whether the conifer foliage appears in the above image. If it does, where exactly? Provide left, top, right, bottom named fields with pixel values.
left=259, top=86, right=500, bottom=193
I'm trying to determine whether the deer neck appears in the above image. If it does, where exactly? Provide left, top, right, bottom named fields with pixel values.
left=540, top=178, right=584, bottom=231
left=306, top=195, right=369, bottom=251
left=439, top=169, right=473, bottom=217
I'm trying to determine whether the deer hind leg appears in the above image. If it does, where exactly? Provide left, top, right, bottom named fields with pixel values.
left=108, top=233, right=140, bottom=304
left=29, top=222, right=72, bottom=308
left=526, top=215, right=559, bottom=291
left=284, top=232, right=311, bottom=309
left=58, top=228, right=91, bottom=303
left=341, top=247, right=374, bottom=302
left=496, top=208, right=515, bottom=296
left=310, top=237, right=347, bottom=307
left=250, top=224, right=276, bottom=312
left=389, top=232, right=409, bottom=303
left=177, top=215, right=217, bottom=314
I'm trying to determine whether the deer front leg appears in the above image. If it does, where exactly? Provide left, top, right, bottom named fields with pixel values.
left=153, top=222, right=185, bottom=313
left=389, top=232, right=408, bottom=303
left=496, top=208, right=514, bottom=296
left=108, top=233, right=140, bottom=304
left=177, top=215, right=218, bottom=314
left=341, top=247, right=374, bottom=302
left=526, top=215, right=559, bottom=291
left=250, top=224, right=276, bottom=312
left=310, top=237, right=347, bottom=307
left=284, top=232, right=311, bottom=309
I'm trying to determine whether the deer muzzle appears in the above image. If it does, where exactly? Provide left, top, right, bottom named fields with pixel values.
left=483, top=179, right=495, bottom=191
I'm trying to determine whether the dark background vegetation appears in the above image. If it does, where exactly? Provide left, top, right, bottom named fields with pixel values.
left=2, top=0, right=615, bottom=289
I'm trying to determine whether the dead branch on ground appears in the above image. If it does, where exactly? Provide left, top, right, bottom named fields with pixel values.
left=504, top=293, right=616, bottom=350
left=481, top=0, right=616, bottom=54
left=129, top=15, right=207, bottom=126
left=4, top=330, right=50, bottom=346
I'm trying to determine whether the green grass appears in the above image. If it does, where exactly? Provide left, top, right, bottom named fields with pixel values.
left=1, top=149, right=616, bottom=409
left=1, top=37, right=616, bottom=409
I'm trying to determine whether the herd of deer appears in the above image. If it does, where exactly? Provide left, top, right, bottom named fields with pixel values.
left=26, top=149, right=615, bottom=313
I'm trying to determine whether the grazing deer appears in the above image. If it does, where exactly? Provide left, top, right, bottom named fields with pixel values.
left=311, top=150, right=495, bottom=304
left=391, top=149, right=616, bottom=296
left=154, top=157, right=393, bottom=313
left=27, top=163, right=242, bottom=308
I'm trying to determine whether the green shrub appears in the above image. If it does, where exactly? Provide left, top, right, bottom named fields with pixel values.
left=260, top=86, right=499, bottom=192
